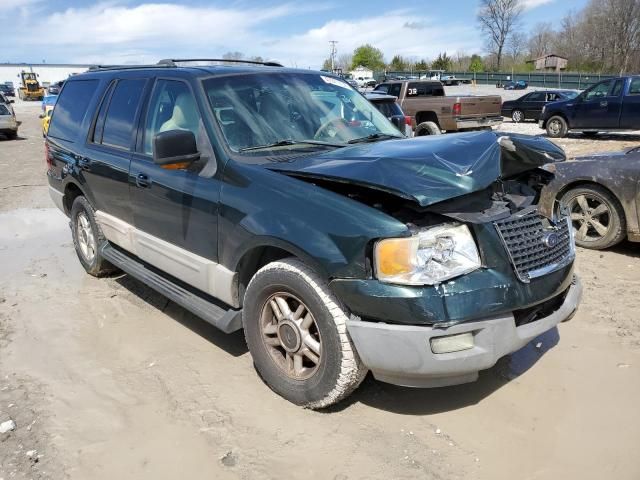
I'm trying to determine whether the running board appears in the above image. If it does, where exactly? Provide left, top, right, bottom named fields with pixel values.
left=101, top=243, right=242, bottom=333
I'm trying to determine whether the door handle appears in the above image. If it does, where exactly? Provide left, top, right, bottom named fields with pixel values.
left=135, top=173, right=151, bottom=188
left=600, top=101, right=608, bottom=107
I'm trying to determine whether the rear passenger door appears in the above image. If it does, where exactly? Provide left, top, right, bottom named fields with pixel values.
left=83, top=78, right=148, bottom=224
left=522, top=91, right=546, bottom=119
left=128, top=78, right=232, bottom=305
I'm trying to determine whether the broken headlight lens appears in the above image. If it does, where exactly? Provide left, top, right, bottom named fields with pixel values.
left=374, top=223, right=481, bottom=285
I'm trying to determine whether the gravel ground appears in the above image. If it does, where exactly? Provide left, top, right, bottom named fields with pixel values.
left=0, top=98, right=639, bottom=480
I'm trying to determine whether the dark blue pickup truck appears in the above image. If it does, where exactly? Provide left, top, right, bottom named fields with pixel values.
left=539, top=76, right=640, bottom=138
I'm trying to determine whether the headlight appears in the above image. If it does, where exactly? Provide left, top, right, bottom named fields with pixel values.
left=374, top=223, right=481, bottom=285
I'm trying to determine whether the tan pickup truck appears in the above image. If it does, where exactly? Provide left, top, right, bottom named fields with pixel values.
left=373, top=80, right=503, bottom=136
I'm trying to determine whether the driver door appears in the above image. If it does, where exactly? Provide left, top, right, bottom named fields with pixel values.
left=572, top=80, right=614, bottom=129
left=128, top=78, right=233, bottom=305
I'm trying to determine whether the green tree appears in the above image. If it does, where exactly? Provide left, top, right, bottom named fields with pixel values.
left=431, top=52, right=452, bottom=71
left=414, top=59, right=429, bottom=71
left=321, top=58, right=332, bottom=71
left=469, top=54, right=484, bottom=72
left=388, top=54, right=407, bottom=71
left=351, top=44, right=386, bottom=71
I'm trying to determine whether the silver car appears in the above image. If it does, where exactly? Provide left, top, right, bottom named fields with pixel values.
left=0, top=100, right=18, bottom=139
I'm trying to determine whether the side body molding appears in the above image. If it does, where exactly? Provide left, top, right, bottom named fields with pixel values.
left=95, top=211, right=238, bottom=307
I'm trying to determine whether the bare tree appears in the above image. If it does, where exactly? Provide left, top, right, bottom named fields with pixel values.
left=477, top=0, right=523, bottom=71
left=528, top=22, right=555, bottom=59
left=507, top=31, right=527, bottom=65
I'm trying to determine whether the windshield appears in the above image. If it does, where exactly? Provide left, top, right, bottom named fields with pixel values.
left=203, top=72, right=402, bottom=154
left=563, top=91, right=579, bottom=99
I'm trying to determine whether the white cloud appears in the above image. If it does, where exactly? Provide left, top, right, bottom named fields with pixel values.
left=521, top=0, right=554, bottom=11
left=6, top=2, right=482, bottom=68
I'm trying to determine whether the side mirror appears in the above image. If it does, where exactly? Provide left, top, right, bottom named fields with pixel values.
left=390, top=116, right=404, bottom=132
left=153, top=130, right=200, bottom=169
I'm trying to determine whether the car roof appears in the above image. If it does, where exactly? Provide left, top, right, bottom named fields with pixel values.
left=364, top=93, right=397, bottom=101
left=74, top=60, right=315, bottom=81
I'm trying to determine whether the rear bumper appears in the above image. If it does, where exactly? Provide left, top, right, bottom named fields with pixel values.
left=346, top=276, right=582, bottom=388
left=456, top=116, right=503, bottom=129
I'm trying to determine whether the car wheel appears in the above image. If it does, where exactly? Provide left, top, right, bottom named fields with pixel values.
left=70, top=196, right=117, bottom=276
left=511, top=109, right=524, bottom=123
left=243, top=258, right=367, bottom=409
left=7, top=131, right=17, bottom=140
left=415, top=121, right=441, bottom=136
left=561, top=185, right=626, bottom=249
left=546, top=116, right=568, bottom=138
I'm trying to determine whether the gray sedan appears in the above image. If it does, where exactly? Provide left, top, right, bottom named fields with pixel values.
left=540, top=147, right=640, bottom=249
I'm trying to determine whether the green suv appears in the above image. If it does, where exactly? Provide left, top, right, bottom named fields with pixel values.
left=45, top=59, right=581, bottom=408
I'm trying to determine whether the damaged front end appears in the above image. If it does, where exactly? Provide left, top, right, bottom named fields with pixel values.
left=269, top=131, right=576, bottom=329
left=266, top=130, right=581, bottom=388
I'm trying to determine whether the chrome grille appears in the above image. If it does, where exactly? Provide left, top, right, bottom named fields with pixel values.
left=494, top=210, right=574, bottom=282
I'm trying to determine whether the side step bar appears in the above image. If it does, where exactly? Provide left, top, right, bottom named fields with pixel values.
left=101, top=244, right=242, bottom=333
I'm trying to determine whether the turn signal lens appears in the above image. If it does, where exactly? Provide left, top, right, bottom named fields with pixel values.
left=374, top=237, right=417, bottom=276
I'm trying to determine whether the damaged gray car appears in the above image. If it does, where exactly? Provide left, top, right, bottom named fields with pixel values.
left=46, top=64, right=581, bottom=407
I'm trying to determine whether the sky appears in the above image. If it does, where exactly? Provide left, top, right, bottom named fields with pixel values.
left=1, top=0, right=590, bottom=68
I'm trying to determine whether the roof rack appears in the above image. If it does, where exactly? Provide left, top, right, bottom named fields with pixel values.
left=88, top=64, right=172, bottom=71
left=157, top=58, right=284, bottom=68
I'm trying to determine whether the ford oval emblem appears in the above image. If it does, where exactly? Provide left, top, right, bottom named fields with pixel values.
left=542, top=232, right=559, bottom=249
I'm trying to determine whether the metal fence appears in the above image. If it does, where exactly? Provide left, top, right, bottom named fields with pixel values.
left=376, top=71, right=622, bottom=90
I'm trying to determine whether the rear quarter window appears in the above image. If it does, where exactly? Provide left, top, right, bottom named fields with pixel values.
left=0, top=104, right=10, bottom=116
left=372, top=101, right=402, bottom=118
left=48, top=80, right=99, bottom=142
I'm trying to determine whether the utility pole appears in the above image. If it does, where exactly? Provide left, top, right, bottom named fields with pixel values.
left=329, top=40, right=338, bottom=71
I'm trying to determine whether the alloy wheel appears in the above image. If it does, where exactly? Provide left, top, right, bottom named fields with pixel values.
left=260, top=292, right=322, bottom=380
left=568, top=193, right=611, bottom=243
left=76, top=212, right=96, bottom=262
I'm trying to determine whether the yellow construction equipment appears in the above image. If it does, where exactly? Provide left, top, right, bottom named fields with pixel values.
left=18, top=71, right=45, bottom=101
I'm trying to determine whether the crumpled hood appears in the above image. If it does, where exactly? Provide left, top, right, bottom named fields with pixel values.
left=267, top=131, right=566, bottom=207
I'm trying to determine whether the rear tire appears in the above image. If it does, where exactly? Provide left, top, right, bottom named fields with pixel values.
left=7, top=131, right=17, bottom=140
left=561, top=185, right=626, bottom=249
left=70, top=196, right=117, bottom=276
left=243, top=258, right=367, bottom=409
left=546, top=115, right=568, bottom=138
left=415, top=121, right=441, bottom=136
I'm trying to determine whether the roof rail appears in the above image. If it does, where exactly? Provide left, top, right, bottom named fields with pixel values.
left=157, top=58, right=284, bottom=68
left=87, top=64, right=172, bottom=71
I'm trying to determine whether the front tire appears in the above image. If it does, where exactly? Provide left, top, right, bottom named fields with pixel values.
left=70, top=196, right=117, bottom=276
left=243, top=258, right=367, bottom=409
left=511, top=109, right=524, bottom=123
left=546, top=115, right=568, bottom=138
left=561, top=185, right=626, bottom=249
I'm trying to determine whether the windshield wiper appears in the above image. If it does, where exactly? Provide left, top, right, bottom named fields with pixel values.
left=239, top=139, right=344, bottom=152
left=347, top=133, right=403, bottom=144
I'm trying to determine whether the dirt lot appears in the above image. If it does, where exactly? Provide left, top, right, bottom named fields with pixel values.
left=1, top=99, right=639, bottom=480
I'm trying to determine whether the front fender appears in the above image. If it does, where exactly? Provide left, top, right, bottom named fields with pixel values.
left=218, top=161, right=409, bottom=280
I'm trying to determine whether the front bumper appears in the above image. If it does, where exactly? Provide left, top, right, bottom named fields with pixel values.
left=456, top=116, right=503, bottom=129
left=346, top=276, right=582, bottom=388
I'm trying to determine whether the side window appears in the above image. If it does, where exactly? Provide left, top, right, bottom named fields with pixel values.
left=91, top=81, right=116, bottom=144
left=432, top=85, right=445, bottom=96
left=629, top=78, right=640, bottom=95
left=527, top=92, right=545, bottom=102
left=101, top=79, right=146, bottom=149
left=48, top=80, right=99, bottom=142
left=144, top=79, right=214, bottom=173
left=610, top=80, right=623, bottom=97
left=407, top=82, right=432, bottom=97
left=373, top=84, right=389, bottom=94
left=388, top=83, right=402, bottom=97
left=585, top=81, right=613, bottom=101
left=144, top=80, right=201, bottom=155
